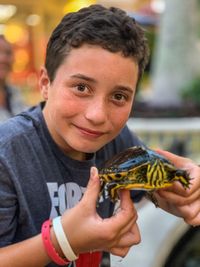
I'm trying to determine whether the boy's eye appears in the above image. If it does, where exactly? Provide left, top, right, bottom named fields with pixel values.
left=76, top=84, right=87, bottom=92
left=114, top=93, right=126, bottom=101
left=72, top=82, right=91, bottom=96
left=115, top=94, right=123, bottom=100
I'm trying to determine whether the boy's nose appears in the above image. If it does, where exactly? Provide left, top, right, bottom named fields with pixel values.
left=85, top=99, right=108, bottom=125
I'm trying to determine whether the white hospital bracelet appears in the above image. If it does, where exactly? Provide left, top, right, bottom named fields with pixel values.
left=52, top=216, right=78, bottom=261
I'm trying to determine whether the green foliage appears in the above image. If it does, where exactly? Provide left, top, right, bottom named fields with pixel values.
left=182, top=77, right=200, bottom=106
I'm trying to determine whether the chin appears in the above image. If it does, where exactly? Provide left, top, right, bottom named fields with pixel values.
left=78, top=144, right=103, bottom=154
left=80, top=147, right=97, bottom=154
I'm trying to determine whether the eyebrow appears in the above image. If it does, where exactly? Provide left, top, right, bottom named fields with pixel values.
left=70, top=73, right=135, bottom=93
left=70, top=73, right=97, bottom=83
left=115, top=85, right=135, bottom=94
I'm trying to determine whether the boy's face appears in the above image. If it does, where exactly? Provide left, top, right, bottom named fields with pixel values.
left=40, top=44, right=138, bottom=160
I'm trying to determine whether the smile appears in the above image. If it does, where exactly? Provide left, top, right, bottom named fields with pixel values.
left=75, top=125, right=105, bottom=138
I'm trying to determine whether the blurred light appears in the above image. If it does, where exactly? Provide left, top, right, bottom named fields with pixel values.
left=13, top=48, right=29, bottom=72
left=0, top=24, right=5, bottom=34
left=63, top=0, right=96, bottom=13
left=26, top=14, right=41, bottom=26
left=0, top=5, right=17, bottom=22
left=4, top=24, right=25, bottom=43
left=150, top=0, right=165, bottom=14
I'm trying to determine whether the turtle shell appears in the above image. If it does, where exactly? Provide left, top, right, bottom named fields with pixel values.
left=99, top=146, right=191, bottom=202
left=99, top=146, right=169, bottom=174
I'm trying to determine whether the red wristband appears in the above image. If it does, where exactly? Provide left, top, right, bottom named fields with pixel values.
left=41, top=219, right=70, bottom=266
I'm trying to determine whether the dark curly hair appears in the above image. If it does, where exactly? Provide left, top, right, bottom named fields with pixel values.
left=45, top=4, right=149, bottom=83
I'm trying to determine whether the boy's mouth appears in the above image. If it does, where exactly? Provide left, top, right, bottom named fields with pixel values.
left=75, top=125, right=105, bottom=138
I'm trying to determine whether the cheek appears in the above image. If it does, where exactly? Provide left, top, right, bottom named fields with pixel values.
left=110, top=107, right=131, bottom=130
left=56, top=94, right=85, bottom=119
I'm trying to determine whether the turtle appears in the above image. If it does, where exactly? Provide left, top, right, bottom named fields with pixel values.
left=98, top=146, right=191, bottom=203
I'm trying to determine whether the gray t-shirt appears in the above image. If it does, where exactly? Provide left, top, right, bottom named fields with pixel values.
left=0, top=102, right=144, bottom=265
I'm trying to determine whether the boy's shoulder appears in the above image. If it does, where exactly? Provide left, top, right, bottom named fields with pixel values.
left=0, top=104, right=42, bottom=146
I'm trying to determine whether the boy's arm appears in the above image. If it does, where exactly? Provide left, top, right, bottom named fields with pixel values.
left=0, top=234, right=51, bottom=267
left=0, top=167, right=141, bottom=266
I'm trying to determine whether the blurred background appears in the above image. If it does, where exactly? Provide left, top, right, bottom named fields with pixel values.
left=0, top=0, right=161, bottom=106
left=1, top=0, right=199, bottom=108
left=0, top=0, right=199, bottom=162
left=0, top=1, right=200, bottom=266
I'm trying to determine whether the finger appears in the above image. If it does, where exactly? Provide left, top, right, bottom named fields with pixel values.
left=156, top=188, right=200, bottom=206
left=109, top=246, right=130, bottom=258
left=112, top=190, right=137, bottom=225
left=186, top=211, right=200, bottom=226
left=155, top=149, right=193, bottom=169
left=157, top=182, right=192, bottom=197
left=119, top=190, right=137, bottom=214
left=157, top=175, right=200, bottom=199
left=112, top=214, right=138, bottom=241
left=81, top=166, right=100, bottom=210
left=104, top=191, right=137, bottom=236
left=109, top=224, right=141, bottom=257
left=169, top=200, right=200, bottom=226
left=116, top=223, right=141, bottom=248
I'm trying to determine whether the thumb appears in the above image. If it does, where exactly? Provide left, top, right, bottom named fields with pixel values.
left=155, top=149, right=193, bottom=169
left=81, top=166, right=100, bottom=208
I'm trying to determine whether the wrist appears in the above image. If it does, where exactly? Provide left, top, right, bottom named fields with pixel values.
left=41, top=219, right=70, bottom=266
left=53, top=216, right=78, bottom=261
left=50, top=225, right=65, bottom=258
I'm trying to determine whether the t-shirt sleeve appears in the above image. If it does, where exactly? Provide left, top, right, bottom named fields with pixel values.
left=0, top=160, right=17, bottom=247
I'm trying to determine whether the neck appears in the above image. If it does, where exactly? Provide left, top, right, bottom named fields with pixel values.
left=64, top=150, right=87, bottom=161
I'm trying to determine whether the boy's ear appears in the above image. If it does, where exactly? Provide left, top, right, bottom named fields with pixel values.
left=39, top=67, right=50, bottom=100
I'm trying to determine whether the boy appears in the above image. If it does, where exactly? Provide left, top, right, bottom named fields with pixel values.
left=0, top=4, right=199, bottom=267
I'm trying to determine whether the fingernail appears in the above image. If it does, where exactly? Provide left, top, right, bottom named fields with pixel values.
left=90, top=166, right=97, bottom=177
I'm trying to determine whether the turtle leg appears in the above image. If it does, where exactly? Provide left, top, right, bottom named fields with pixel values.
left=106, top=181, right=135, bottom=202
left=107, top=182, right=122, bottom=202
left=172, top=170, right=191, bottom=189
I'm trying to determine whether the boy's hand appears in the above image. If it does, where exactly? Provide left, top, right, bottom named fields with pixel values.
left=153, top=150, right=200, bottom=226
left=61, top=167, right=140, bottom=257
